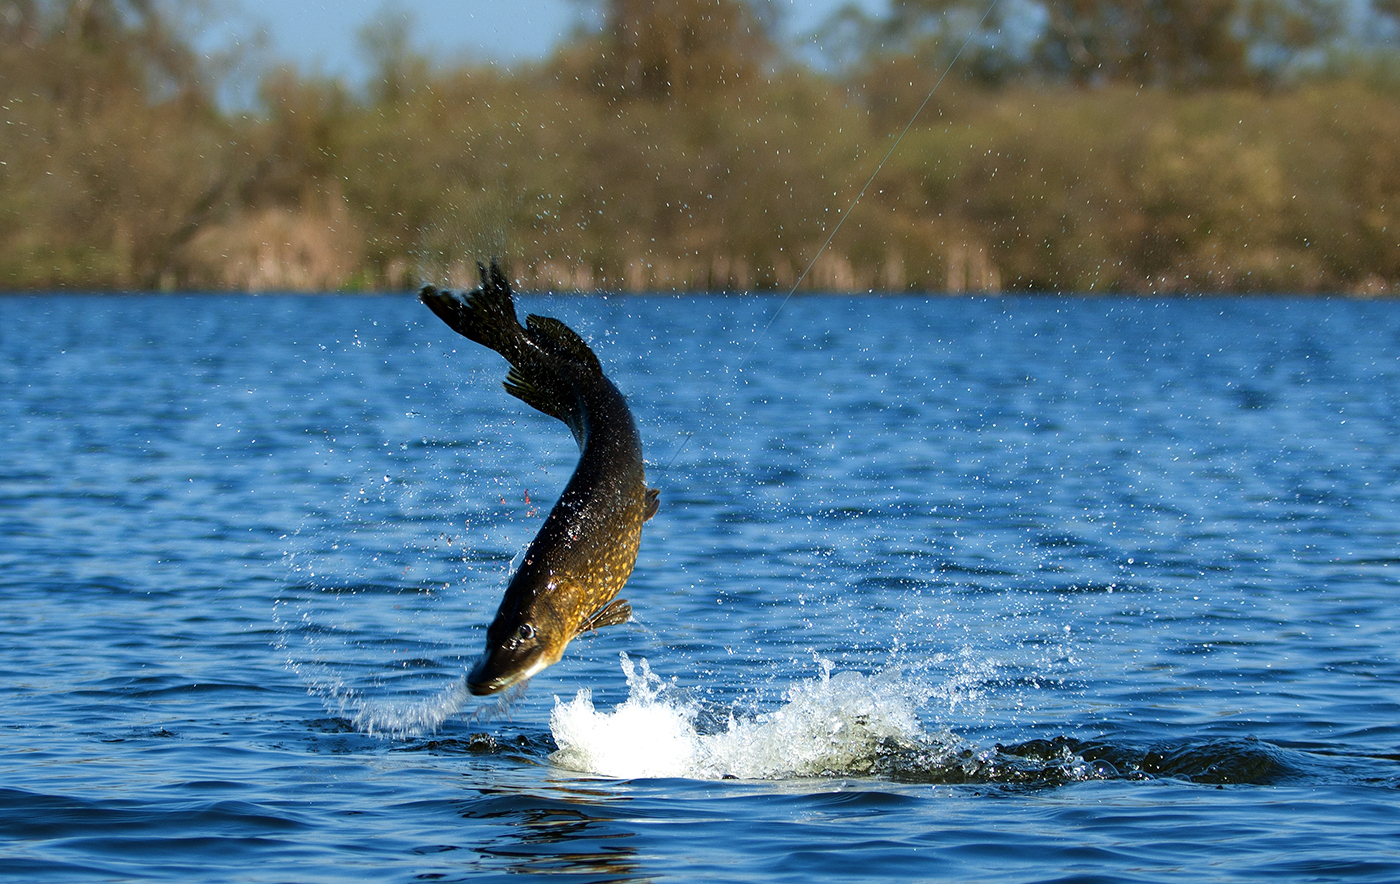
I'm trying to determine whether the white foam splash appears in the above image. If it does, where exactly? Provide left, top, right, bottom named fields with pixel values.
left=550, top=654, right=929, bottom=779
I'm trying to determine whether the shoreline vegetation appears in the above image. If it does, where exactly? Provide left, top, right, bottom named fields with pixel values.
left=3, top=1, right=1399, bottom=296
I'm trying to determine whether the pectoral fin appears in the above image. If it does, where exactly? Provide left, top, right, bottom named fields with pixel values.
left=583, top=598, right=632, bottom=631
left=644, top=487, right=660, bottom=521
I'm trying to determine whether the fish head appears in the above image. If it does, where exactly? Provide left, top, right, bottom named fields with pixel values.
left=466, top=580, right=573, bottom=696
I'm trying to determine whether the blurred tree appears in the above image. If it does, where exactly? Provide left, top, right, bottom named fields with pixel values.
left=359, top=3, right=430, bottom=107
left=0, top=0, right=249, bottom=288
left=1, top=1, right=41, bottom=43
left=1035, top=0, right=1252, bottom=86
left=251, top=69, right=351, bottom=207
left=582, top=0, right=778, bottom=101
left=816, top=0, right=1035, bottom=84
left=1239, top=0, right=1348, bottom=83
left=57, top=0, right=206, bottom=97
left=819, top=0, right=1367, bottom=88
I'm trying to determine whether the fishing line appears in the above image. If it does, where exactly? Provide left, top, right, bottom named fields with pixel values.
left=660, top=0, right=1001, bottom=470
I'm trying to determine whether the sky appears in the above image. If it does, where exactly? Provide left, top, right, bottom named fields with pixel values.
left=208, top=0, right=887, bottom=84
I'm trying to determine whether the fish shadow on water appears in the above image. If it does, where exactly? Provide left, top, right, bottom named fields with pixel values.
left=875, top=734, right=1353, bottom=790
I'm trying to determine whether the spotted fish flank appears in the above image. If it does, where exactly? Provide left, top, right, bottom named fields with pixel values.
left=420, top=260, right=659, bottom=696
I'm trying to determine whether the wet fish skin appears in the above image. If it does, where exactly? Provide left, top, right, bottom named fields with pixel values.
left=420, top=260, right=658, bottom=696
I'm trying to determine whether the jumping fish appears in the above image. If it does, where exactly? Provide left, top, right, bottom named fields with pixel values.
left=420, top=260, right=658, bottom=695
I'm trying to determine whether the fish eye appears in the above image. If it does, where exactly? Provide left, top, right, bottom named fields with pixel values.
left=518, top=624, right=536, bottom=641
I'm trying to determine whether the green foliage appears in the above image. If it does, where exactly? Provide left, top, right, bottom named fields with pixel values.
left=0, top=0, right=248, bottom=289
left=827, top=0, right=1381, bottom=88
left=2, top=0, right=1398, bottom=292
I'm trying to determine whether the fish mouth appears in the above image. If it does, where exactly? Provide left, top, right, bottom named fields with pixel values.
left=466, top=668, right=519, bottom=696
left=467, top=650, right=549, bottom=696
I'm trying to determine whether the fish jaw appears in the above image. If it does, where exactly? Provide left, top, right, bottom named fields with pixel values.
left=466, top=650, right=554, bottom=696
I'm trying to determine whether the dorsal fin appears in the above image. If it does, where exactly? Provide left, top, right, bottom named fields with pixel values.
left=525, top=314, right=602, bottom=376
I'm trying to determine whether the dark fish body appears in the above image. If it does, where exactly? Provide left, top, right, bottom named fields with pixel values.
left=420, top=261, right=658, bottom=695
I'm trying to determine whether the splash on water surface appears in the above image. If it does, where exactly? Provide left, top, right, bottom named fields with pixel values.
left=550, top=653, right=935, bottom=779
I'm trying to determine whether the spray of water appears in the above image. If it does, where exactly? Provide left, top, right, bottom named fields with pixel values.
left=550, top=653, right=941, bottom=780
left=327, top=672, right=471, bottom=739
left=274, top=447, right=494, bottom=740
left=272, top=584, right=477, bottom=738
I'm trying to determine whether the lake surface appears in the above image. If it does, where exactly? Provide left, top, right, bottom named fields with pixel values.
left=2, top=292, right=1398, bottom=883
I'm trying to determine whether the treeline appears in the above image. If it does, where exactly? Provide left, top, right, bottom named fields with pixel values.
left=2, top=0, right=1399, bottom=293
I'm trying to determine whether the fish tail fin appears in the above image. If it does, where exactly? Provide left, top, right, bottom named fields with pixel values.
left=420, top=259, right=600, bottom=429
left=420, top=259, right=520, bottom=356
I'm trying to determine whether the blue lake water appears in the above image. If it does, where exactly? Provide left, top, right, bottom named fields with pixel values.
left=2, top=292, right=1398, bottom=882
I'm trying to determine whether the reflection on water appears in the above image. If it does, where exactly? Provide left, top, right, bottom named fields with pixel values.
left=466, top=784, right=644, bottom=880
